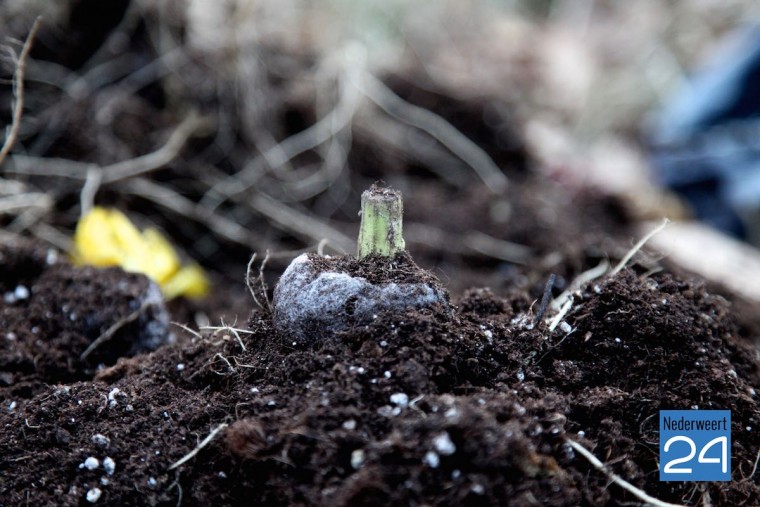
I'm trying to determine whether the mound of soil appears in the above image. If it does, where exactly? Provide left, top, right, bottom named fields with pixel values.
left=1, top=242, right=760, bottom=505
left=0, top=242, right=172, bottom=400
left=5, top=4, right=759, bottom=505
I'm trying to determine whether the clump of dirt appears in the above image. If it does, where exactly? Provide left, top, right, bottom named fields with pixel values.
left=0, top=241, right=172, bottom=401
left=1, top=242, right=759, bottom=505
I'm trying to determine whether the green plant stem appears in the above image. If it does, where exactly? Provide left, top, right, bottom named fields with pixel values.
left=357, top=185, right=405, bottom=258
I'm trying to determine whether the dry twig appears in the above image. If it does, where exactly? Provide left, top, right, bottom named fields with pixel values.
left=7, top=111, right=206, bottom=181
left=249, top=191, right=353, bottom=253
left=100, top=111, right=206, bottom=183
left=201, top=46, right=362, bottom=208
left=565, top=439, right=684, bottom=507
left=79, top=166, right=102, bottom=216
left=171, top=321, right=202, bottom=340
left=0, top=192, right=51, bottom=215
left=211, top=353, right=236, bottom=374
left=168, top=423, right=229, bottom=471
left=80, top=302, right=150, bottom=360
left=0, top=17, right=41, bottom=168
left=465, top=230, right=531, bottom=264
left=200, top=323, right=252, bottom=352
left=548, top=298, right=573, bottom=333
left=551, top=259, right=609, bottom=311
left=610, top=218, right=669, bottom=276
left=123, top=178, right=260, bottom=248
left=533, top=273, right=556, bottom=327
left=358, top=72, right=508, bottom=194
left=246, top=251, right=271, bottom=311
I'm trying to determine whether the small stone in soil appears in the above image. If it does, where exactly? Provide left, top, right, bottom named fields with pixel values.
left=86, top=488, right=102, bottom=503
left=91, top=434, right=110, bottom=448
left=80, top=457, right=99, bottom=470
left=46, top=249, right=58, bottom=265
left=350, top=449, right=365, bottom=469
left=390, top=393, right=409, bottom=407
left=432, top=432, right=456, bottom=455
left=14, top=285, right=29, bottom=300
left=107, top=388, right=125, bottom=408
left=103, top=457, right=116, bottom=475
left=423, top=451, right=440, bottom=468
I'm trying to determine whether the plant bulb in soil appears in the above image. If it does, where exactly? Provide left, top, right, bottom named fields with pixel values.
left=272, top=185, right=450, bottom=340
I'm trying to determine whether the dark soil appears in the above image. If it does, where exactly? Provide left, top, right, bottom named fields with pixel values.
left=1, top=18, right=759, bottom=505
left=307, top=251, right=445, bottom=287
left=2, top=226, right=760, bottom=506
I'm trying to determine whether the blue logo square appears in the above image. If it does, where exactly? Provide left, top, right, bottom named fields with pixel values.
left=659, top=410, right=731, bottom=481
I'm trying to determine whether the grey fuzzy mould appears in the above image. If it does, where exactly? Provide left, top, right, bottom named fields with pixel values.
left=273, top=254, right=448, bottom=340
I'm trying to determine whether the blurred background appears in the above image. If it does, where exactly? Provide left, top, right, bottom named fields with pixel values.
left=1, top=0, right=759, bottom=303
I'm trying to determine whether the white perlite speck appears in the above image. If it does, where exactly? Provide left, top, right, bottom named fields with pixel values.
left=423, top=451, right=440, bottom=468
left=86, top=488, right=102, bottom=503
left=46, top=249, right=58, bottom=265
left=107, top=388, right=124, bottom=408
left=432, top=432, right=456, bottom=455
left=91, top=434, right=110, bottom=448
left=390, top=393, right=409, bottom=408
left=14, top=285, right=29, bottom=300
left=81, top=457, right=99, bottom=470
left=103, top=457, right=116, bottom=475
left=350, top=449, right=365, bottom=469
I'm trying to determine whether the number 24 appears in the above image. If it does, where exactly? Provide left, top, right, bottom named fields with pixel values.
left=663, top=436, right=728, bottom=474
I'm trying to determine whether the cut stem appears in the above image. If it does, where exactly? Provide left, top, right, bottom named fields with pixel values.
left=357, top=185, right=405, bottom=258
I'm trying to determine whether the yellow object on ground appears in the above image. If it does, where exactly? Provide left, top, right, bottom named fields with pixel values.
left=72, top=207, right=210, bottom=299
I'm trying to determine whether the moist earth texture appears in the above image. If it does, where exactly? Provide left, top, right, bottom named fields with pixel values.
left=1, top=241, right=760, bottom=506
